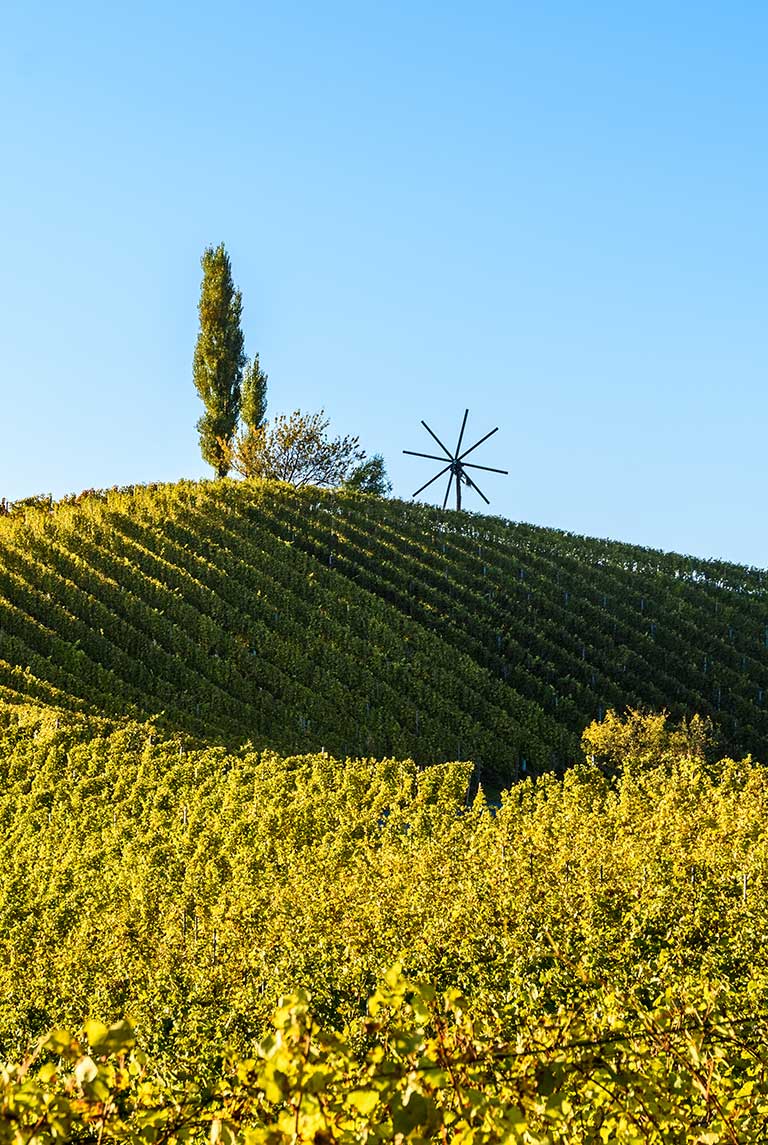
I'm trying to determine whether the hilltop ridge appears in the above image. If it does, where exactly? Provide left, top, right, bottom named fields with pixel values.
left=1, top=478, right=767, bottom=777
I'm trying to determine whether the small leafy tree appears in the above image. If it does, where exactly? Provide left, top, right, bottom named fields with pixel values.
left=582, top=707, right=713, bottom=773
left=222, top=409, right=365, bottom=488
left=344, top=454, right=391, bottom=496
left=193, top=243, right=246, bottom=477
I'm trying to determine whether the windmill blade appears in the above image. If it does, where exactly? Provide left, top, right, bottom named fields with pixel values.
left=459, top=426, right=499, bottom=461
left=403, top=450, right=452, bottom=462
left=406, top=411, right=506, bottom=510
left=461, top=461, right=510, bottom=475
left=421, top=420, right=454, bottom=460
left=462, top=469, right=490, bottom=505
left=412, top=463, right=452, bottom=498
left=454, top=409, right=469, bottom=457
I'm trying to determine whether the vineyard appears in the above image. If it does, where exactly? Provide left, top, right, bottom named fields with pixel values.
left=4, top=706, right=768, bottom=1141
left=5, top=480, right=768, bottom=1139
left=1, top=478, right=768, bottom=777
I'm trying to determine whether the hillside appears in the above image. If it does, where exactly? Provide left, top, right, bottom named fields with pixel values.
left=1, top=478, right=767, bottom=776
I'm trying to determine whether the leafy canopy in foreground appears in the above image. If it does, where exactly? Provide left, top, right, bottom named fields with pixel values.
left=5, top=967, right=768, bottom=1144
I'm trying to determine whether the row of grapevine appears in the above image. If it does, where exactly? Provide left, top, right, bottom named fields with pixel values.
left=2, top=707, right=768, bottom=1076
left=242, top=481, right=768, bottom=760
left=0, top=482, right=566, bottom=773
left=1, top=477, right=767, bottom=768
left=8, top=970, right=768, bottom=1143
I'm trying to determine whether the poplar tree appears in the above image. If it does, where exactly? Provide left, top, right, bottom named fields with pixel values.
left=241, top=353, right=268, bottom=433
left=193, top=243, right=246, bottom=477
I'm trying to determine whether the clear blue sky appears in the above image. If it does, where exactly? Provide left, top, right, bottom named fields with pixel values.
left=2, top=1, right=767, bottom=566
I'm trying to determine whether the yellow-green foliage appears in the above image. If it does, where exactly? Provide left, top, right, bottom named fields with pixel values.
left=3, top=707, right=768, bottom=1076
left=582, top=706, right=714, bottom=772
left=4, top=968, right=768, bottom=1143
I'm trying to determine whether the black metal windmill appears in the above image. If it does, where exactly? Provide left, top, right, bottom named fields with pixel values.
left=403, top=410, right=508, bottom=512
